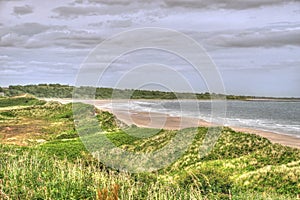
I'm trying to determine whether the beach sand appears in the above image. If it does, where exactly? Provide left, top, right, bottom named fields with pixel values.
left=45, top=99, right=300, bottom=149
left=109, top=109, right=300, bottom=149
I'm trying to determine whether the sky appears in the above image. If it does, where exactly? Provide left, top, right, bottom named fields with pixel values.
left=0, top=0, right=300, bottom=97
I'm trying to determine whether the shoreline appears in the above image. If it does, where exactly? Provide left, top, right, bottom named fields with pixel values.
left=108, top=109, right=300, bottom=149
left=230, top=126, right=300, bottom=149
left=44, top=98, right=300, bottom=149
left=41, top=98, right=300, bottom=102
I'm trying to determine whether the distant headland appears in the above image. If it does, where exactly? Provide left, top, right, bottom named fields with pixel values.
left=1, top=84, right=299, bottom=101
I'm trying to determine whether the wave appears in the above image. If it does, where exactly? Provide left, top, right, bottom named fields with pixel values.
left=98, top=100, right=300, bottom=138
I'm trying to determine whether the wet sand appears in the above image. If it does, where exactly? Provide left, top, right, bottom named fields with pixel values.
left=109, top=109, right=300, bottom=149
left=44, top=99, right=300, bottom=149
left=230, top=127, right=300, bottom=149
left=109, top=110, right=214, bottom=130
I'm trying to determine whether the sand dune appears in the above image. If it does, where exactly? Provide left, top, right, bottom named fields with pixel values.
left=45, top=99, right=300, bottom=149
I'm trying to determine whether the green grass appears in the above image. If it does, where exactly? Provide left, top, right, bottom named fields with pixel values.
left=0, top=97, right=46, bottom=108
left=0, top=97, right=299, bottom=199
left=37, top=139, right=87, bottom=161
left=0, top=143, right=298, bottom=200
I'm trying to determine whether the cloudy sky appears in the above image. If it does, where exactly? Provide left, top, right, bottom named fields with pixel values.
left=0, top=0, right=299, bottom=97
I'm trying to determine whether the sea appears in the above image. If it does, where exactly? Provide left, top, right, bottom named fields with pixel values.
left=99, top=100, right=300, bottom=138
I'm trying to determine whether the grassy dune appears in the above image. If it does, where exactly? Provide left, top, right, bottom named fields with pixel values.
left=0, top=97, right=299, bottom=199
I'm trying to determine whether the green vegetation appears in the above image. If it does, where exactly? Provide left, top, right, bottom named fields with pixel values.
left=3, top=84, right=252, bottom=100
left=4, top=83, right=300, bottom=100
left=6, top=84, right=73, bottom=98
left=0, top=97, right=46, bottom=108
left=0, top=97, right=299, bottom=199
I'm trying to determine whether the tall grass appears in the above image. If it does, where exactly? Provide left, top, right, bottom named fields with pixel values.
left=0, top=147, right=206, bottom=200
left=1, top=100, right=299, bottom=199
left=0, top=146, right=298, bottom=200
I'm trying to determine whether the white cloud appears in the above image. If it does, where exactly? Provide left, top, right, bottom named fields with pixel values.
left=0, top=0, right=299, bottom=96
left=0, top=55, right=10, bottom=61
left=0, top=32, right=28, bottom=47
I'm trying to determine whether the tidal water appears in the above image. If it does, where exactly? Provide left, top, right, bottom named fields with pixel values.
left=101, top=100, right=300, bottom=138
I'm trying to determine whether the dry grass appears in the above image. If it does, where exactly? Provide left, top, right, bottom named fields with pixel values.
left=97, top=184, right=119, bottom=200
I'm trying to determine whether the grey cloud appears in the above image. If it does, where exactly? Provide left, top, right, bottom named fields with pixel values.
left=0, top=59, right=77, bottom=76
left=52, top=35, right=103, bottom=49
left=163, top=0, right=296, bottom=10
left=28, top=61, right=77, bottom=74
left=52, top=6, right=103, bottom=19
left=0, top=33, right=28, bottom=47
left=84, top=0, right=131, bottom=5
left=72, top=0, right=295, bottom=10
left=73, top=0, right=151, bottom=6
left=0, top=23, right=104, bottom=49
left=10, top=23, right=50, bottom=36
left=0, top=23, right=53, bottom=48
left=0, top=23, right=51, bottom=39
left=24, top=33, right=102, bottom=49
left=107, top=19, right=132, bottom=28
left=45, top=29, right=104, bottom=49
left=88, top=22, right=103, bottom=27
left=13, top=5, right=33, bottom=15
left=207, top=28, right=300, bottom=48
left=53, top=1, right=162, bottom=19
left=52, top=5, right=138, bottom=18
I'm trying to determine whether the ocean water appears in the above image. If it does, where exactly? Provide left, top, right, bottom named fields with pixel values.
left=100, top=100, right=300, bottom=138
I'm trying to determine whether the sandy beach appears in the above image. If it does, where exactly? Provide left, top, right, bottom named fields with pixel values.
left=45, top=99, right=300, bottom=149
left=109, top=109, right=300, bottom=149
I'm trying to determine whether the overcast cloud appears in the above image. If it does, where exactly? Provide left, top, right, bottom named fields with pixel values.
left=13, top=4, right=33, bottom=15
left=0, top=0, right=299, bottom=97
